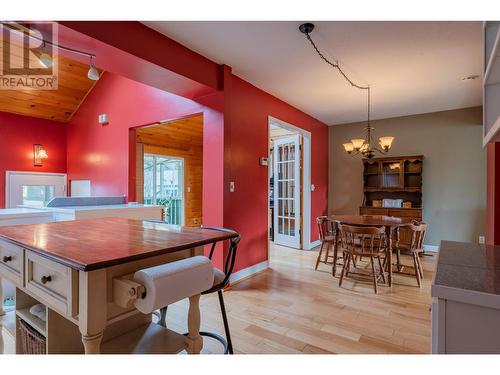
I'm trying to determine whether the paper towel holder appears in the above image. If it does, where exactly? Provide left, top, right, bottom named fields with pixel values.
left=113, top=275, right=146, bottom=309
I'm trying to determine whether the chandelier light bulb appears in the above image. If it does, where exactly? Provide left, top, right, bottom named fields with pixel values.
left=342, top=142, right=354, bottom=154
left=379, top=136, right=395, bottom=151
left=351, top=139, right=365, bottom=151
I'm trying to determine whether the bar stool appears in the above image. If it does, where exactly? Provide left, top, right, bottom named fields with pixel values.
left=158, top=227, right=241, bottom=354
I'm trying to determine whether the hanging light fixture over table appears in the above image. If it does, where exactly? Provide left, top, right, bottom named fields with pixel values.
left=299, top=23, right=394, bottom=159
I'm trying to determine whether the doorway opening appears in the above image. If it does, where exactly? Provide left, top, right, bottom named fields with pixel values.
left=133, top=114, right=203, bottom=226
left=268, top=117, right=312, bottom=258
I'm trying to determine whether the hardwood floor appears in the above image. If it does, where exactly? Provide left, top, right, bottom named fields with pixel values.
left=164, top=243, right=436, bottom=354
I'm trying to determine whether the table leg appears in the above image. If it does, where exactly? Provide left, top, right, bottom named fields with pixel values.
left=185, top=294, right=203, bottom=354
left=0, top=278, right=4, bottom=317
left=387, top=227, right=393, bottom=287
left=331, top=227, right=340, bottom=277
left=79, top=270, right=107, bottom=354
left=0, top=277, right=4, bottom=355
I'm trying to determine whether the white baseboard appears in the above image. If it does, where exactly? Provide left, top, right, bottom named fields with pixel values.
left=305, top=240, right=321, bottom=250
left=229, top=260, right=269, bottom=284
left=423, top=244, right=439, bottom=252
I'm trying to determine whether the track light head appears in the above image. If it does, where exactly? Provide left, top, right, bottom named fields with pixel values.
left=87, top=57, right=100, bottom=81
left=39, top=52, right=53, bottom=68
left=299, top=23, right=315, bottom=35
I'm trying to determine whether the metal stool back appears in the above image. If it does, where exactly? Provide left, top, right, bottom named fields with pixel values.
left=155, top=225, right=240, bottom=354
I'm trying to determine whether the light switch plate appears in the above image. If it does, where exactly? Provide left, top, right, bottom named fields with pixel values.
left=230, top=181, right=235, bottom=192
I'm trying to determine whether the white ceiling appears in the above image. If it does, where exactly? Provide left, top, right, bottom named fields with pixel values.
left=143, top=21, right=483, bottom=125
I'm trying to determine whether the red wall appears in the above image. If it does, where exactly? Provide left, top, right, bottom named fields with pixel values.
left=0, top=111, right=67, bottom=208
left=224, top=76, right=329, bottom=271
left=486, top=142, right=500, bottom=245
left=61, top=22, right=329, bottom=274
left=67, top=72, right=224, bottom=233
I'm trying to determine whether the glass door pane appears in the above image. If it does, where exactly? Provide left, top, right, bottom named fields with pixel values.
left=273, top=135, right=301, bottom=248
left=143, top=154, right=184, bottom=225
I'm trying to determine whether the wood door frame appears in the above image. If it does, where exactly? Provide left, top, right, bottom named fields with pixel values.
left=128, top=112, right=203, bottom=203
left=268, top=116, right=312, bottom=251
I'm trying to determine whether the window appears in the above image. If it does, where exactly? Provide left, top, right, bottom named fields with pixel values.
left=143, top=154, right=184, bottom=225
left=22, top=185, right=55, bottom=207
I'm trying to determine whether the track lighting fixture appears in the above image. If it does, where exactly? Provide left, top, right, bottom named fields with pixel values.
left=87, top=56, right=100, bottom=81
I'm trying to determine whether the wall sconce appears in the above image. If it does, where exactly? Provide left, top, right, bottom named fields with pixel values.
left=98, top=113, right=109, bottom=125
left=34, top=144, right=48, bottom=166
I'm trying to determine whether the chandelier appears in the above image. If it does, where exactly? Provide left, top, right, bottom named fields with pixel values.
left=299, top=23, right=394, bottom=159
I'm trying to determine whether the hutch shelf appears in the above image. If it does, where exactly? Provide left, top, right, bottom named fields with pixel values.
left=359, top=155, right=424, bottom=248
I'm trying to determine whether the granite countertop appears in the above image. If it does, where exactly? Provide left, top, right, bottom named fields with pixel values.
left=432, top=240, right=500, bottom=308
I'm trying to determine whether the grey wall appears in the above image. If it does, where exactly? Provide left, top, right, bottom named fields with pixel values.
left=329, top=107, right=485, bottom=246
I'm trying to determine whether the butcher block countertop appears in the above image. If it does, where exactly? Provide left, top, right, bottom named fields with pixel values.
left=0, top=217, right=237, bottom=271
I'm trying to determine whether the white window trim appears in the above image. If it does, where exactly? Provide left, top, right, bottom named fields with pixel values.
left=144, top=153, right=185, bottom=226
left=5, top=171, right=67, bottom=208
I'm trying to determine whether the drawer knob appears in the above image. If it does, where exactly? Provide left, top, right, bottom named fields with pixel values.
left=2, top=255, right=12, bottom=263
left=41, top=275, right=52, bottom=284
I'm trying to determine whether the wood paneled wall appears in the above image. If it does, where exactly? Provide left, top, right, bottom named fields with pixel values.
left=135, top=115, right=203, bottom=226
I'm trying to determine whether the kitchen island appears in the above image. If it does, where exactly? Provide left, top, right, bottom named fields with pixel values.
left=0, top=218, right=237, bottom=354
left=431, top=240, right=500, bottom=353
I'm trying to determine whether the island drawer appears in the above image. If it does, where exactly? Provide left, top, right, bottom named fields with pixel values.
left=25, top=251, right=78, bottom=317
left=0, top=239, right=23, bottom=286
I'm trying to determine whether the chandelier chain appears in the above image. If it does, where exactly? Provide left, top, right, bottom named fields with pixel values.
left=304, top=33, right=369, bottom=91
left=300, top=23, right=393, bottom=158
left=304, top=31, right=371, bottom=125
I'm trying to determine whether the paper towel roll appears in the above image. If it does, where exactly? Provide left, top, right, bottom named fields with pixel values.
left=133, top=256, right=214, bottom=314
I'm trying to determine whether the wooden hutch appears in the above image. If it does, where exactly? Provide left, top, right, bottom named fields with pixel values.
left=359, top=155, right=423, bottom=247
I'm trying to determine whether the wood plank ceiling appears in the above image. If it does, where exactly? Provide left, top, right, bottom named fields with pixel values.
left=0, top=53, right=102, bottom=123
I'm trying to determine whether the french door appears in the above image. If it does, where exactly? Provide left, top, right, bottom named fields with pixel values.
left=273, top=135, right=301, bottom=248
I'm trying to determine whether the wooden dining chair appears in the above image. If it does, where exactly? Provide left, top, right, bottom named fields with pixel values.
left=315, top=216, right=337, bottom=270
left=394, top=222, right=427, bottom=287
left=338, top=224, right=387, bottom=294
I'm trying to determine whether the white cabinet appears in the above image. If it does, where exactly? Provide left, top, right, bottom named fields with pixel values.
left=431, top=240, right=500, bottom=353
left=483, top=22, right=500, bottom=145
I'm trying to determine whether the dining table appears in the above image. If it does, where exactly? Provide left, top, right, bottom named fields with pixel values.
left=329, top=214, right=414, bottom=286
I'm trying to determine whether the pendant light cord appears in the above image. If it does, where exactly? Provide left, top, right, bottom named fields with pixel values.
left=303, top=30, right=371, bottom=126
left=303, top=32, right=369, bottom=91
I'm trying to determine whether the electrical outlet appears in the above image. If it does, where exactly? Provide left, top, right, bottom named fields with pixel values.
left=479, top=235, right=485, bottom=244
left=193, top=218, right=199, bottom=225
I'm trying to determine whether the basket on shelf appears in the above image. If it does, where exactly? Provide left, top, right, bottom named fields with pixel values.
left=18, top=318, right=46, bottom=354
left=403, top=201, right=412, bottom=208
left=372, top=199, right=382, bottom=208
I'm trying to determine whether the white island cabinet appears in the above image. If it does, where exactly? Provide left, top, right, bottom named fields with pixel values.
left=1, top=197, right=163, bottom=353
left=431, top=240, right=500, bottom=353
